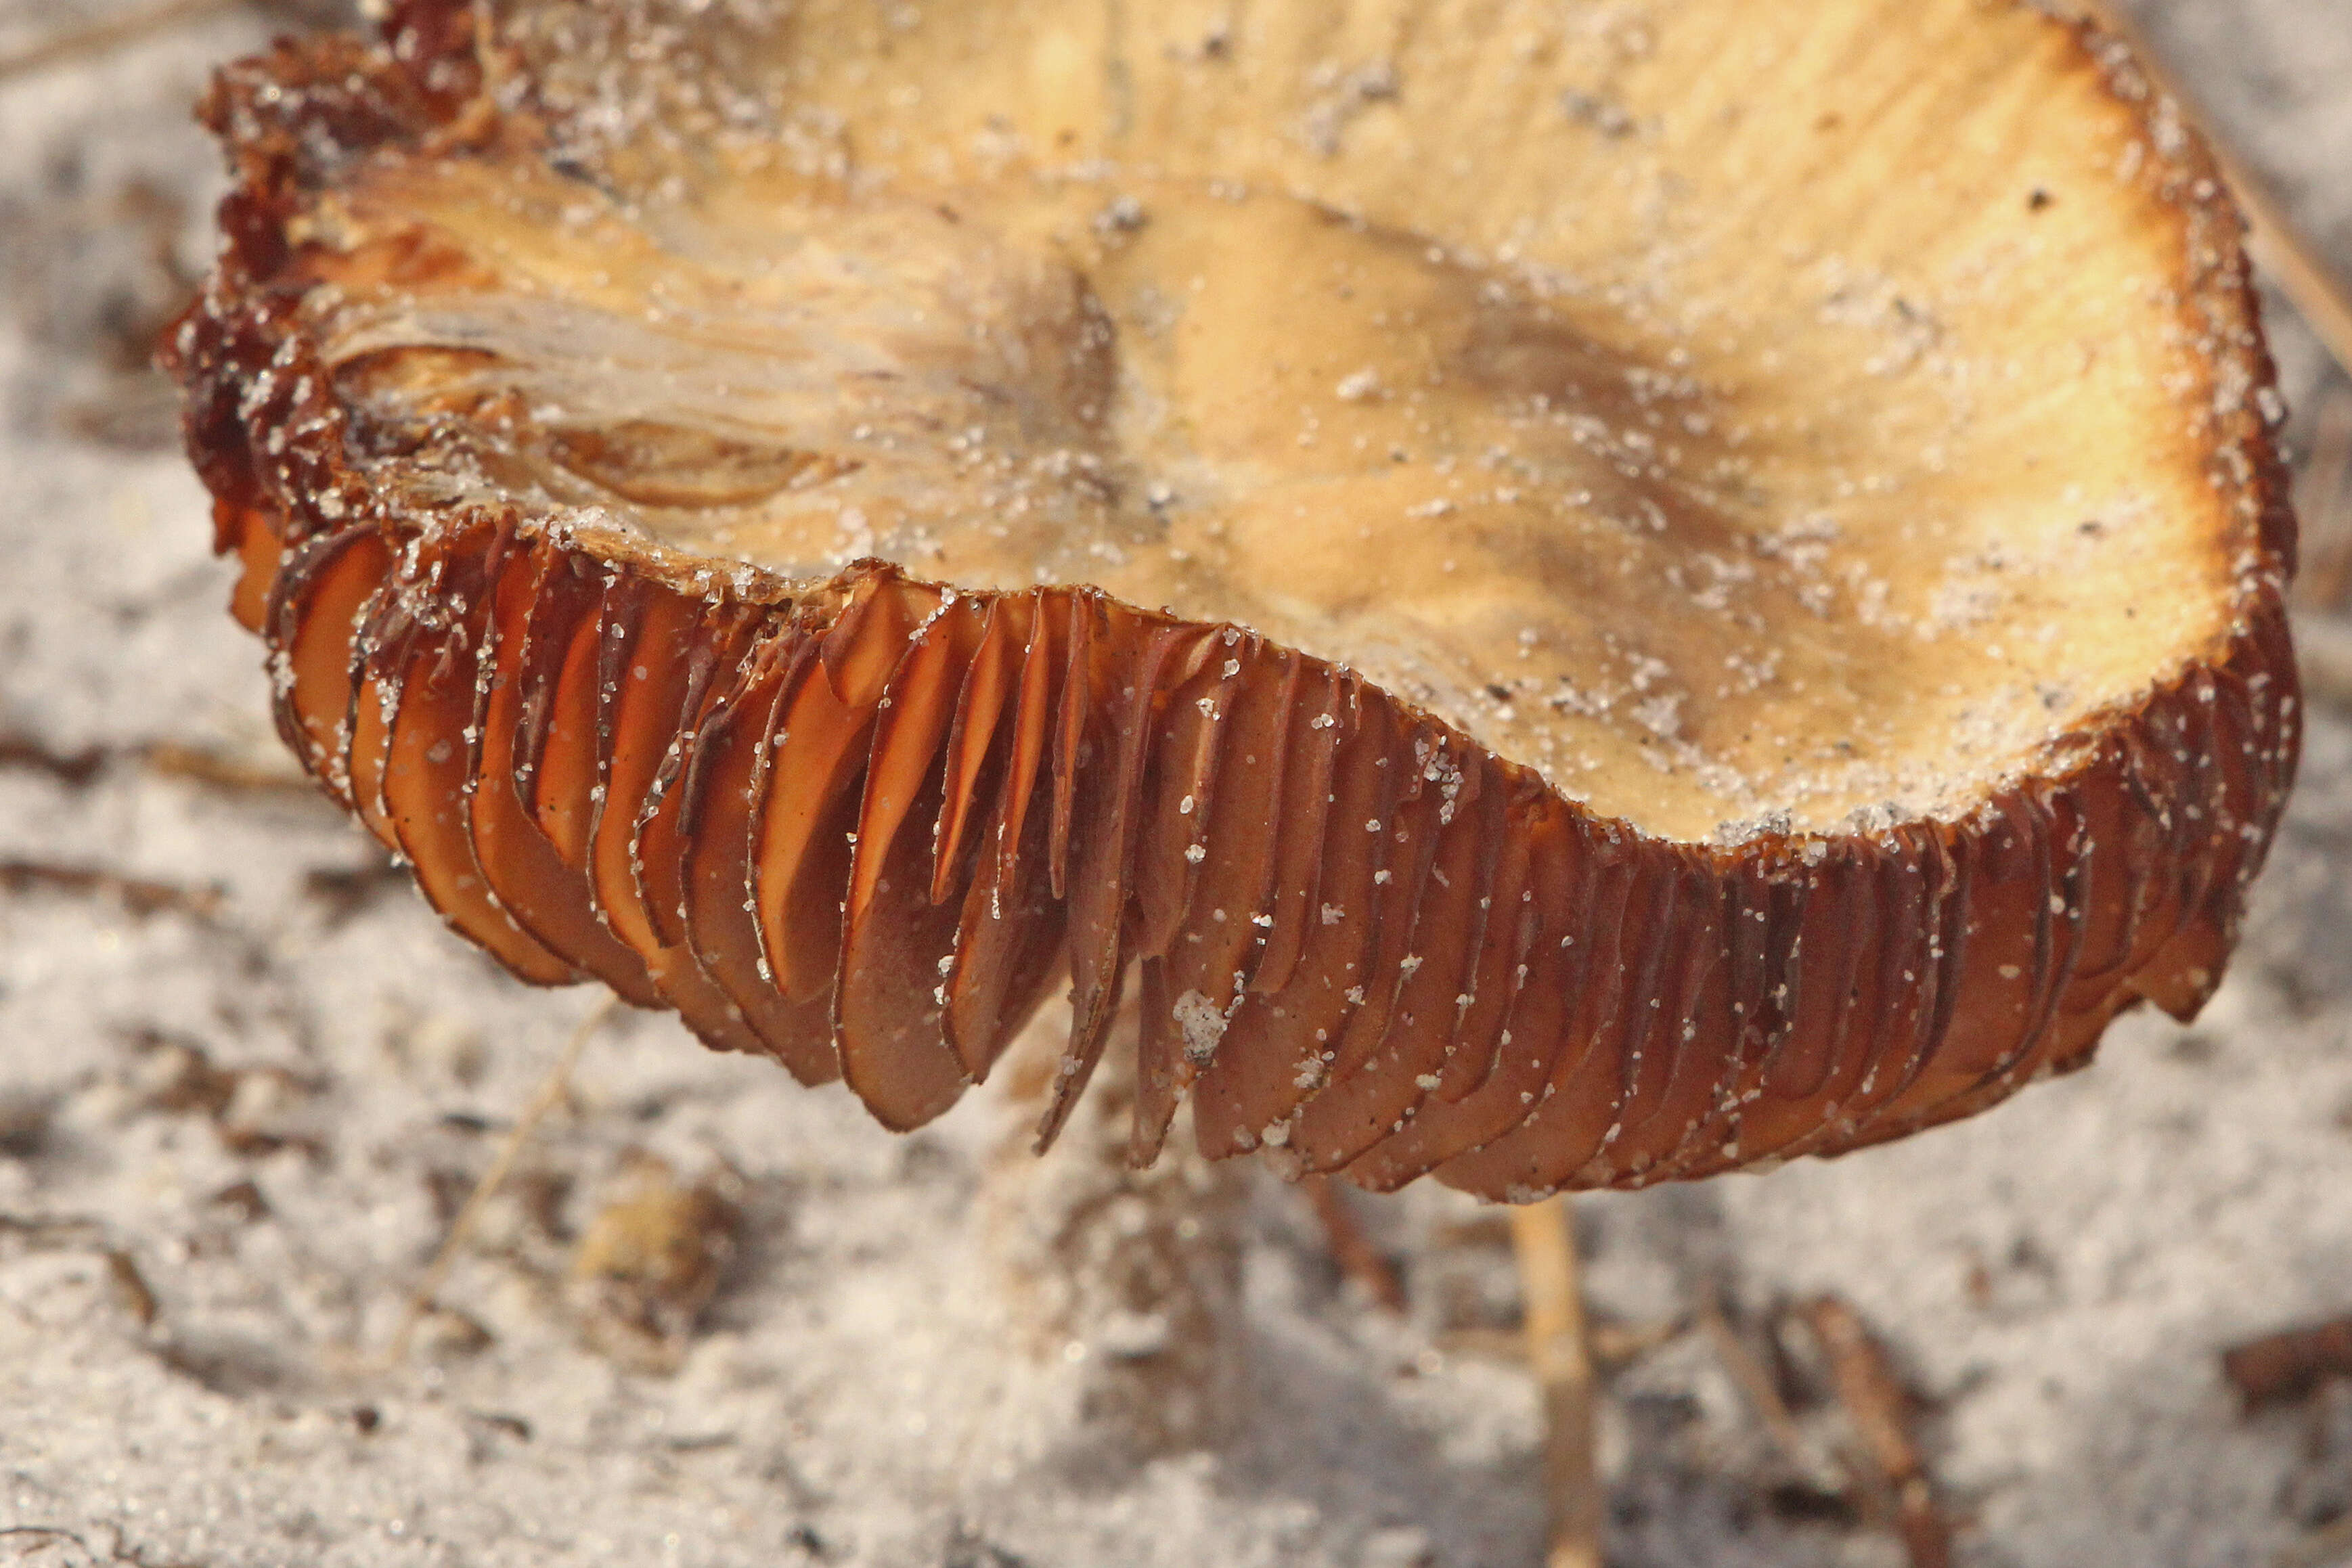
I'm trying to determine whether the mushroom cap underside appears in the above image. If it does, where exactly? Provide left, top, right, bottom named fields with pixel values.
left=167, top=0, right=2299, bottom=1199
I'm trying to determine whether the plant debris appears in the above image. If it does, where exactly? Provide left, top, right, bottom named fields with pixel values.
left=1798, top=1294, right=1955, bottom=1568
left=0, top=859, right=222, bottom=920
left=2223, top=1314, right=2352, bottom=1411
left=567, top=1151, right=742, bottom=1373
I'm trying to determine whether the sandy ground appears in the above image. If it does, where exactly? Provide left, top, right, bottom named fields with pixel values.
left=1, top=3, right=2349, bottom=1565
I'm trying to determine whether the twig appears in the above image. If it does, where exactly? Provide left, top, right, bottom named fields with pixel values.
left=1587, top=1316, right=1684, bottom=1368
left=1438, top=1317, right=1682, bottom=1370
left=139, top=741, right=317, bottom=797
left=1700, top=1295, right=1817, bottom=1473
left=0, top=733, right=317, bottom=797
left=0, top=1212, right=112, bottom=1248
left=2296, top=387, right=2352, bottom=614
left=2221, top=1314, right=2352, bottom=1411
left=378, top=993, right=615, bottom=1370
left=0, top=1523, right=203, bottom=1568
left=2073, top=0, right=2352, bottom=384
left=1801, top=1295, right=1953, bottom=1568
left=0, top=734, right=106, bottom=786
left=0, top=858, right=223, bottom=920
left=2242, top=193, right=2352, bottom=393
left=1510, top=1196, right=1602, bottom=1568
left=0, top=1217, right=160, bottom=1333
left=102, top=1249, right=160, bottom=1329
left=1301, top=1175, right=1406, bottom=1314
left=0, top=0, right=244, bottom=84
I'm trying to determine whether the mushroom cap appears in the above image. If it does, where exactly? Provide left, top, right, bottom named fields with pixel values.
left=167, top=0, right=2299, bottom=1199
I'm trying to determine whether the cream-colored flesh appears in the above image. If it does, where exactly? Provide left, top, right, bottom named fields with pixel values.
left=307, top=0, right=2243, bottom=843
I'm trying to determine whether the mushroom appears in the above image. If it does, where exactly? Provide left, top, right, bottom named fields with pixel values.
left=164, top=0, right=2297, bottom=1210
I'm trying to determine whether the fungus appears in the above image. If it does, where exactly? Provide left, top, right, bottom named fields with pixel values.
left=167, top=0, right=2297, bottom=1205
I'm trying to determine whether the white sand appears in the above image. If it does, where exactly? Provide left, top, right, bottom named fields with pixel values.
left=1, top=3, right=2349, bottom=1565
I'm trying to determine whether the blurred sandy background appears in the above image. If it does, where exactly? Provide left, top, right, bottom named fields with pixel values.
left=0, top=3, right=2349, bottom=1565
